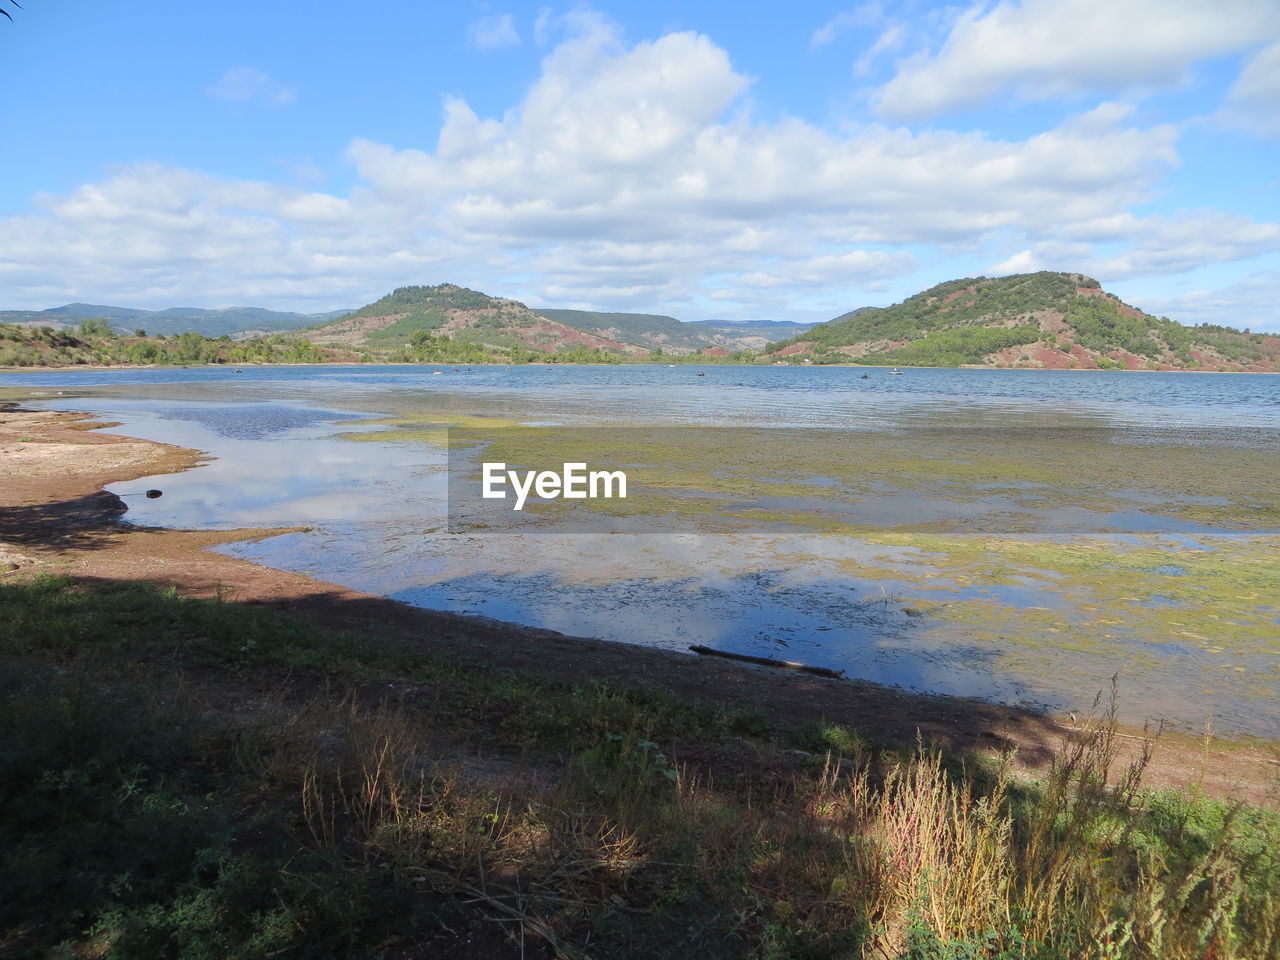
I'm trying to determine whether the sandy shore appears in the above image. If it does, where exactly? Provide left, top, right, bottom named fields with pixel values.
left=1, top=400, right=1276, bottom=805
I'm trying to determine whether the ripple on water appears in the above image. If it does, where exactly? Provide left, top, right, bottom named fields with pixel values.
left=10, top=367, right=1277, bottom=738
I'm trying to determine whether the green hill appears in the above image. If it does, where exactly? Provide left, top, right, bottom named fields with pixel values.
left=1, top=291, right=812, bottom=360
left=306, top=285, right=643, bottom=361
left=767, top=272, right=1280, bottom=372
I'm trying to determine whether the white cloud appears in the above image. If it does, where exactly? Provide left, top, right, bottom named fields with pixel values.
left=1, top=19, right=1269, bottom=321
left=206, top=67, right=296, bottom=105
left=534, top=7, right=555, bottom=46
left=467, top=13, right=520, bottom=50
left=1084, top=213, right=1280, bottom=278
left=737, top=250, right=917, bottom=288
left=1127, top=271, right=1280, bottom=332
left=855, top=25, right=905, bottom=77
left=987, top=211, right=1280, bottom=281
left=1219, top=40, right=1280, bottom=137
left=988, top=249, right=1044, bottom=275
left=874, top=0, right=1280, bottom=120
left=811, top=5, right=881, bottom=50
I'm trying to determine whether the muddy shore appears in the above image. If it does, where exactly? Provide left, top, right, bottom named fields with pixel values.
left=2, top=401, right=1276, bottom=805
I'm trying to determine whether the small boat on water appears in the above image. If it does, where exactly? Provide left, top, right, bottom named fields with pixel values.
left=889, top=368, right=903, bottom=375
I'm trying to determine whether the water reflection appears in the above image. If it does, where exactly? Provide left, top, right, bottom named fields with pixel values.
left=18, top=372, right=1279, bottom=738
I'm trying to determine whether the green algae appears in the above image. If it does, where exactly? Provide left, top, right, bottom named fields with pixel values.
left=339, top=412, right=526, bottom=447
left=842, top=533, right=1280, bottom=697
left=347, top=415, right=1279, bottom=721
left=421, top=422, right=1280, bottom=533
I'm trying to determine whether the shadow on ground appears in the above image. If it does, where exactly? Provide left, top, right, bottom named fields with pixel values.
left=0, top=490, right=137, bottom=552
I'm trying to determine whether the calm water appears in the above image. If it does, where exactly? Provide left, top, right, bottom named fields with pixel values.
left=6, top=362, right=1280, bottom=428
left=5, top=364, right=1278, bottom=735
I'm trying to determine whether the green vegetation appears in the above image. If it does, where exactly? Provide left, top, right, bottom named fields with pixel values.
left=2, top=574, right=1277, bottom=958
left=767, top=272, right=1277, bottom=370
left=774, top=273, right=1087, bottom=355
left=5, top=273, right=1277, bottom=370
left=0, top=320, right=643, bottom=369
left=427, top=420, right=1279, bottom=726
left=336, top=284, right=536, bottom=352
left=850, top=322, right=1042, bottom=367
left=391, top=332, right=624, bottom=365
left=0, top=304, right=351, bottom=339
left=0, top=322, right=337, bottom=368
left=536, top=308, right=710, bottom=352
left=362, top=308, right=451, bottom=346
left=319, top=284, right=637, bottom=362
left=341, top=284, right=501, bottom=320
left=447, top=421, right=1280, bottom=534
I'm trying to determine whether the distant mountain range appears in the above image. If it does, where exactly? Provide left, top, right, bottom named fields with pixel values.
left=1, top=294, right=814, bottom=355
left=767, top=272, right=1279, bottom=372
left=0, top=303, right=352, bottom=339
left=302, top=286, right=814, bottom=356
left=533, top=309, right=814, bottom=353
left=5, top=273, right=1275, bottom=371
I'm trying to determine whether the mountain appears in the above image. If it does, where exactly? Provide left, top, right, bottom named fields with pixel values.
left=766, top=272, right=1280, bottom=372
left=0, top=303, right=352, bottom=338
left=2, top=291, right=812, bottom=358
left=309, top=285, right=813, bottom=358
left=535, top=309, right=814, bottom=354
left=306, top=285, right=650, bottom=357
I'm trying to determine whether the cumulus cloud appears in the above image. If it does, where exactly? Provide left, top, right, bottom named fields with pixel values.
left=206, top=67, right=296, bottom=105
left=1127, top=271, right=1280, bottom=332
left=874, top=0, right=1280, bottom=120
left=987, top=211, right=1280, bottom=280
left=0, top=18, right=1270, bottom=322
left=346, top=34, right=1179, bottom=248
left=468, top=13, right=520, bottom=50
left=1082, top=213, right=1280, bottom=278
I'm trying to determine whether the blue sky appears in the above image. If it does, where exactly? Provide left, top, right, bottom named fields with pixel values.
left=2, top=0, right=1278, bottom=330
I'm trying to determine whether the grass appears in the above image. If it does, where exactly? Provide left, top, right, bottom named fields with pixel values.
left=2, top=574, right=1278, bottom=958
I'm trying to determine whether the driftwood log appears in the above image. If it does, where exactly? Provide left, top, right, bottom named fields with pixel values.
left=688, top=645, right=846, bottom=679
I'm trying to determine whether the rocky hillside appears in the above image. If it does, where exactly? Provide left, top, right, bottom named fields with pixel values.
left=1, top=290, right=811, bottom=359
left=306, top=285, right=651, bottom=357
left=308, top=285, right=811, bottom=358
left=767, top=272, right=1279, bottom=372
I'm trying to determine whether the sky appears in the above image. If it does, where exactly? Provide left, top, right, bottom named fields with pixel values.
left=2, top=0, right=1278, bottom=330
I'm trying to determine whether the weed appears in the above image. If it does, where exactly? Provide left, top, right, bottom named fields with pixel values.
left=2, top=577, right=1277, bottom=958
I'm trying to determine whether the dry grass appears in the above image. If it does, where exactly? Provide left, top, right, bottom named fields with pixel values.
left=270, top=685, right=1278, bottom=959
left=4, top=578, right=1277, bottom=958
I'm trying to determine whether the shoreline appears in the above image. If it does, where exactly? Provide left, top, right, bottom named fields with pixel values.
left=2, top=360, right=1277, bottom=375
left=1, top=399, right=1277, bottom=805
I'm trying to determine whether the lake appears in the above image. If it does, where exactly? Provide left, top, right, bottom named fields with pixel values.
left=4, top=363, right=1278, bottom=736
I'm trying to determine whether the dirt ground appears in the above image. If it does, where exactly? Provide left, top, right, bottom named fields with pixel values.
left=2, top=402, right=1277, bottom=806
